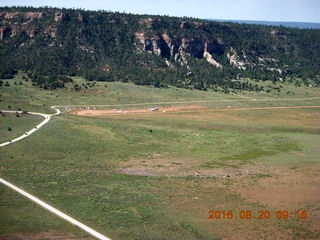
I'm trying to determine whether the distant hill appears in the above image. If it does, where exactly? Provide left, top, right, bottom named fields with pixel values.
left=0, top=7, right=319, bottom=91
left=211, top=19, right=320, bottom=29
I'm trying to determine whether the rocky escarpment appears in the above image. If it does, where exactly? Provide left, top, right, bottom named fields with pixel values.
left=0, top=11, right=44, bottom=21
left=132, top=19, right=300, bottom=75
left=0, top=26, right=10, bottom=40
left=0, top=10, right=72, bottom=39
left=135, top=32, right=225, bottom=69
left=0, top=11, right=49, bottom=39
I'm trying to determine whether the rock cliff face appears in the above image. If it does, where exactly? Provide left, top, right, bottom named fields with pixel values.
left=0, top=11, right=58, bottom=38
left=227, top=48, right=246, bottom=70
left=135, top=32, right=225, bottom=68
left=204, top=43, right=223, bottom=69
left=54, top=11, right=68, bottom=22
left=1, top=11, right=44, bottom=20
left=0, top=26, right=10, bottom=40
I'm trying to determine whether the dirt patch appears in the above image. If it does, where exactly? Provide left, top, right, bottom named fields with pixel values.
left=119, top=157, right=282, bottom=178
left=0, top=231, right=93, bottom=240
left=155, top=162, right=320, bottom=240
left=73, top=105, right=320, bottom=117
left=74, top=105, right=206, bottom=116
left=232, top=163, right=320, bottom=237
left=73, top=105, right=320, bottom=129
left=152, top=162, right=320, bottom=240
left=235, top=163, right=320, bottom=208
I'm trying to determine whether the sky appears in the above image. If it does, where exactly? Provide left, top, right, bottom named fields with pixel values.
left=1, top=0, right=320, bottom=23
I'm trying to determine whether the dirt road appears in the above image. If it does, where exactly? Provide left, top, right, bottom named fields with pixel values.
left=0, top=106, right=111, bottom=240
left=0, top=107, right=60, bottom=147
left=74, top=105, right=320, bottom=116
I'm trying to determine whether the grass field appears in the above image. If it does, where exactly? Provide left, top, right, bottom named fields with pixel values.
left=0, top=113, right=43, bottom=143
left=1, top=74, right=320, bottom=239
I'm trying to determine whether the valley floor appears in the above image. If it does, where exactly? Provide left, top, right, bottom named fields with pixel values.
left=1, top=75, right=320, bottom=239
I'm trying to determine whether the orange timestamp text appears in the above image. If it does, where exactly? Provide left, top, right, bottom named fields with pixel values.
left=208, top=209, right=308, bottom=220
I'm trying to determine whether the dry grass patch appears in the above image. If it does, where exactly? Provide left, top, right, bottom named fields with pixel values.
left=0, top=231, right=93, bottom=240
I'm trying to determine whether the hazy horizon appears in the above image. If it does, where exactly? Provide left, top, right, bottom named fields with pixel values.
left=1, top=0, right=319, bottom=24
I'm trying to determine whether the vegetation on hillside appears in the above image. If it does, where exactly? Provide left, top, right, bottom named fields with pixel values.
left=0, top=6, right=319, bottom=91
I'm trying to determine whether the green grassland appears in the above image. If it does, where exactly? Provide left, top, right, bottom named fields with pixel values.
left=1, top=73, right=320, bottom=113
left=0, top=184, right=91, bottom=239
left=1, top=75, right=320, bottom=239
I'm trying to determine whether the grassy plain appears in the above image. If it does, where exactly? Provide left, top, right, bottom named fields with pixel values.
left=0, top=74, right=320, bottom=239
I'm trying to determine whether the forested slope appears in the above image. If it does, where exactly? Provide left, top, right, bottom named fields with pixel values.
left=0, top=7, right=319, bottom=91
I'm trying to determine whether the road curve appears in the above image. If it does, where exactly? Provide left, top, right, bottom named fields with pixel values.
left=0, top=106, right=60, bottom=147
left=0, top=106, right=112, bottom=240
